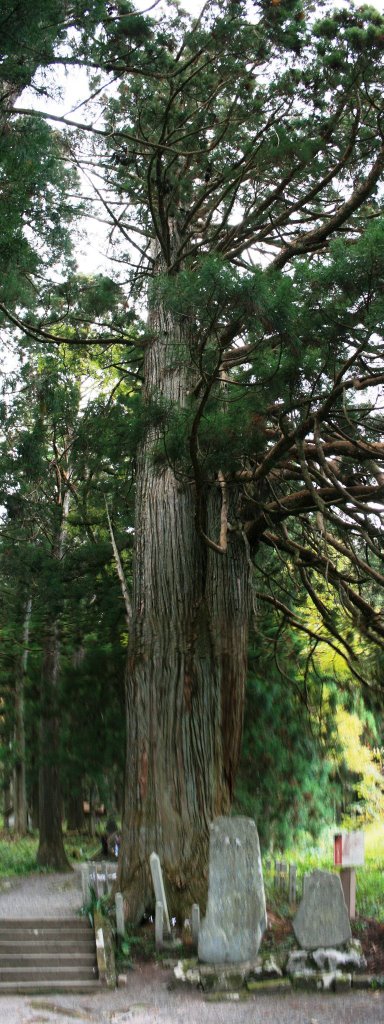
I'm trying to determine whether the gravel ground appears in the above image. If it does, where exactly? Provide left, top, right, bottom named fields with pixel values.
left=0, top=872, right=383, bottom=1024
left=0, top=970, right=383, bottom=1024
left=0, top=868, right=83, bottom=918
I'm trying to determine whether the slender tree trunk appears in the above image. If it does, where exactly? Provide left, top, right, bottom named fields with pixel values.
left=119, top=271, right=251, bottom=922
left=66, top=781, right=85, bottom=832
left=36, top=493, right=71, bottom=871
left=14, top=596, right=32, bottom=836
left=3, top=774, right=12, bottom=829
left=30, top=775, right=39, bottom=831
left=36, top=618, right=71, bottom=870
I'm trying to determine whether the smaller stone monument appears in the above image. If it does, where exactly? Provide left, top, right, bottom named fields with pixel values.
left=149, top=852, right=171, bottom=939
left=198, top=816, right=266, bottom=964
left=293, top=869, right=352, bottom=950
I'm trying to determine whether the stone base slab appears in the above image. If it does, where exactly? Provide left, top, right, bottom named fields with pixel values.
left=173, top=955, right=382, bottom=994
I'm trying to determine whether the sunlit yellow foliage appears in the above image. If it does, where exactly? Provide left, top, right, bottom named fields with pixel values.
left=336, top=708, right=384, bottom=824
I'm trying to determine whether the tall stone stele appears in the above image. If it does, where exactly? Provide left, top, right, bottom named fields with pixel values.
left=198, top=816, right=266, bottom=964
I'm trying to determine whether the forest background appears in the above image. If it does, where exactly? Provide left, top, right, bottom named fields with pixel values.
left=0, top=0, right=383, bottom=922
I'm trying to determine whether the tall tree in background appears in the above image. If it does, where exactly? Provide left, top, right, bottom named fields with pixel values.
left=3, top=0, right=384, bottom=915
left=0, top=308, right=136, bottom=861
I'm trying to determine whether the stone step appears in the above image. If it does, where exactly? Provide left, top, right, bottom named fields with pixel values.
left=0, top=927, right=93, bottom=942
left=0, top=916, right=99, bottom=993
left=0, top=979, right=101, bottom=994
left=0, top=966, right=98, bottom=982
left=0, top=918, right=90, bottom=930
left=0, top=953, right=97, bottom=968
left=0, top=939, right=95, bottom=953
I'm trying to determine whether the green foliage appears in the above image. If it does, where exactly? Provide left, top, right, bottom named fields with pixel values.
left=356, top=864, right=384, bottom=923
left=0, top=835, right=38, bottom=877
left=82, top=885, right=112, bottom=926
left=116, top=927, right=151, bottom=969
left=235, top=668, right=338, bottom=850
left=0, top=338, right=134, bottom=832
left=0, top=116, right=78, bottom=306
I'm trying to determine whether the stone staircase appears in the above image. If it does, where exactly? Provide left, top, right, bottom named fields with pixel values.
left=0, top=917, right=100, bottom=994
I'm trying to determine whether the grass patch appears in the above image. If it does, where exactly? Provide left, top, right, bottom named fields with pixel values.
left=64, top=832, right=101, bottom=862
left=0, top=834, right=38, bottom=877
left=356, top=866, right=384, bottom=923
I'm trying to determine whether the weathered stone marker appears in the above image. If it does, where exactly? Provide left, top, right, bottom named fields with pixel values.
left=191, top=903, right=200, bottom=946
left=149, top=852, right=171, bottom=938
left=198, top=816, right=267, bottom=964
left=115, top=892, right=125, bottom=938
left=155, top=900, right=164, bottom=948
left=293, top=869, right=352, bottom=950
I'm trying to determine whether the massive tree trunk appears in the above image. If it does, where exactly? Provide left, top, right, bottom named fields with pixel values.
left=14, top=596, right=32, bottom=836
left=118, top=271, right=251, bottom=922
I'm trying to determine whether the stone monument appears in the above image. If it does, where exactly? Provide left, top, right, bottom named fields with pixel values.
left=198, top=816, right=266, bottom=964
left=293, top=869, right=352, bottom=950
left=149, top=852, right=171, bottom=939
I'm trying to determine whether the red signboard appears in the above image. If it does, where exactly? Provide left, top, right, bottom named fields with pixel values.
left=334, top=831, right=364, bottom=867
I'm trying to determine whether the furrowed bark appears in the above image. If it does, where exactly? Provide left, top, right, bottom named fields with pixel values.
left=118, top=245, right=251, bottom=922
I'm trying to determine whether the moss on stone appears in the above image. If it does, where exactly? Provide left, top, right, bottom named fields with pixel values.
left=246, top=977, right=291, bottom=992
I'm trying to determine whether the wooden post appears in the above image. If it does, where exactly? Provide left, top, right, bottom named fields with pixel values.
left=102, top=861, right=108, bottom=895
left=340, top=867, right=356, bottom=919
left=281, top=861, right=287, bottom=893
left=94, top=863, right=101, bottom=898
left=289, top=863, right=297, bottom=904
left=274, top=861, right=281, bottom=890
